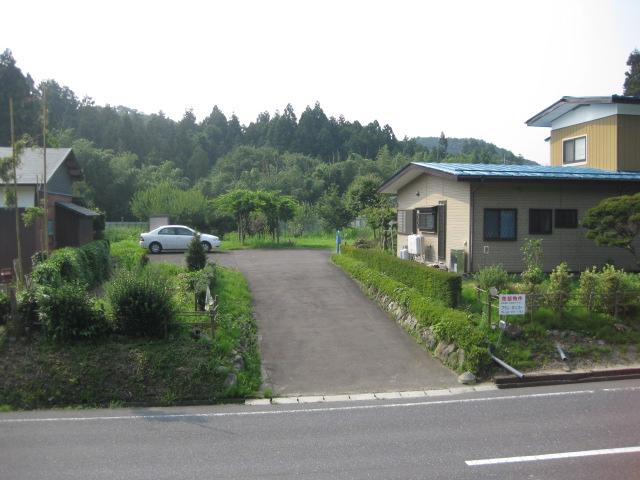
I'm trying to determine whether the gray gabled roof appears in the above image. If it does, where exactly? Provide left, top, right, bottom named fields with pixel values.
left=0, top=147, right=81, bottom=185
left=379, top=162, right=640, bottom=194
left=55, top=201, right=99, bottom=217
left=526, top=95, right=640, bottom=127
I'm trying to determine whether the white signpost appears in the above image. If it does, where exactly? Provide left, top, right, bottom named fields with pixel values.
left=498, top=294, right=526, bottom=316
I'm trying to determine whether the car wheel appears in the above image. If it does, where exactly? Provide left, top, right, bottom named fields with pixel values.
left=149, top=242, right=162, bottom=254
left=201, top=241, right=211, bottom=252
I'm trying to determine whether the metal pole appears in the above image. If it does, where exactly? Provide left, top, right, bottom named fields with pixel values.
left=489, top=348, right=525, bottom=379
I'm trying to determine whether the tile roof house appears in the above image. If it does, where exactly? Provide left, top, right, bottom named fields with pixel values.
left=379, top=96, right=640, bottom=273
left=0, top=147, right=99, bottom=273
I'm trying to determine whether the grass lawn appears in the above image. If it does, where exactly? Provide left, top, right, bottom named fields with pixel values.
left=219, top=232, right=336, bottom=251
left=0, top=264, right=261, bottom=410
left=460, top=279, right=640, bottom=372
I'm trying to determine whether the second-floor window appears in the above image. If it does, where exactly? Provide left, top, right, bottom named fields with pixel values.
left=563, top=136, right=586, bottom=164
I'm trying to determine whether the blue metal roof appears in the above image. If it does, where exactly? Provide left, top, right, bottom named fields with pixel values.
left=411, top=163, right=640, bottom=181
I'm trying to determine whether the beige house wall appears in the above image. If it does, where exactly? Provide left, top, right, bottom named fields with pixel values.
left=396, top=174, right=470, bottom=269
left=550, top=116, right=618, bottom=170
left=471, top=181, right=640, bottom=272
left=397, top=175, right=427, bottom=257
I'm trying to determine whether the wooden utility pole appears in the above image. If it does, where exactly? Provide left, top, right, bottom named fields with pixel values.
left=9, top=98, right=24, bottom=288
left=42, top=87, right=49, bottom=253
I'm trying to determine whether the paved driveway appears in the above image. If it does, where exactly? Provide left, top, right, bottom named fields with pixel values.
left=215, top=249, right=457, bottom=396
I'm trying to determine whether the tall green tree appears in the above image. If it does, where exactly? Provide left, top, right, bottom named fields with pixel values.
left=435, top=131, right=448, bottom=161
left=0, top=50, right=40, bottom=145
left=131, top=182, right=209, bottom=229
left=582, top=192, right=640, bottom=265
left=344, top=174, right=385, bottom=216
left=623, top=49, right=640, bottom=96
left=317, top=187, right=353, bottom=231
left=254, top=191, right=298, bottom=242
left=213, top=189, right=257, bottom=244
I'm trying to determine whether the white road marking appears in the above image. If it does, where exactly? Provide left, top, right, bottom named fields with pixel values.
left=602, top=386, right=640, bottom=392
left=466, top=446, right=640, bottom=466
left=0, top=388, right=600, bottom=424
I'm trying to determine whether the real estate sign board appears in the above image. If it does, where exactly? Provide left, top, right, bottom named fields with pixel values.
left=498, top=294, right=526, bottom=315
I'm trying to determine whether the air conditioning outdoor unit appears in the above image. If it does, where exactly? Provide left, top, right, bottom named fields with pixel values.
left=407, top=234, right=423, bottom=255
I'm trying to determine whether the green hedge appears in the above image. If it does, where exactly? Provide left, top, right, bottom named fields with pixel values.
left=333, top=254, right=490, bottom=373
left=31, top=240, right=111, bottom=289
left=342, top=246, right=462, bottom=308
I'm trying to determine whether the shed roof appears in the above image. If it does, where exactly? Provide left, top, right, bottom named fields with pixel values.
left=0, top=147, right=81, bottom=185
left=55, top=201, right=99, bottom=217
left=526, top=95, right=640, bottom=127
left=378, top=162, right=640, bottom=194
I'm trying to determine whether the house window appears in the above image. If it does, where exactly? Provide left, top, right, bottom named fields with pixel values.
left=484, top=209, right=517, bottom=241
left=555, top=209, right=578, bottom=228
left=397, top=210, right=415, bottom=234
left=563, top=136, right=586, bottom=164
left=416, top=207, right=437, bottom=233
left=529, top=209, right=553, bottom=234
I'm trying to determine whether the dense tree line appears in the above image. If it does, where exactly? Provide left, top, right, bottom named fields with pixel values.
left=14, top=47, right=640, bottom=229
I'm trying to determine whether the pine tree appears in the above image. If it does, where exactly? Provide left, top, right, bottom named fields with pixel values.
left=186, top=233, right=206, bottom=271
left=623, top=49, right=640, bottom=96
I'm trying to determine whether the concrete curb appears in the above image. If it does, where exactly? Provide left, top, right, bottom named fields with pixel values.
left=245, top=384, right=497, bottom=406
left=494, top=367, right=640, bottom=389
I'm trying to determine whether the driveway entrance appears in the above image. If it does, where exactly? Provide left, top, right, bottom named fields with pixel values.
left=217, top=249, right=457, bottom=396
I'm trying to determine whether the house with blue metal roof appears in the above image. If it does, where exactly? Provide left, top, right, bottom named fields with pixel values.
left=379, top=96, right=640, bottom=273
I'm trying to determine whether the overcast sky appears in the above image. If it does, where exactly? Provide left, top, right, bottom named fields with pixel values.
left=3, top=0, right=639, bottom=164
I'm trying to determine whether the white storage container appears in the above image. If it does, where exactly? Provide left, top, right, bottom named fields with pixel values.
left=399, top=248, right=410, bottom=260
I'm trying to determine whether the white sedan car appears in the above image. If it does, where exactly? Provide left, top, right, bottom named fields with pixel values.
left=139, top=225, right=221, bottom=253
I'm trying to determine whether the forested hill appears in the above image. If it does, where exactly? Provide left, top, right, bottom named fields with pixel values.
left=415, top=136, right=537, bottom=165
left=2, top=49, right=535, bottom=222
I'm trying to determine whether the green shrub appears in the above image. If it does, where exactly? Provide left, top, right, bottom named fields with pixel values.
left=342, top=246, right=462, bottom=307
left=578, top=266, right=640, bottom=317
left=545, top=262, right=572, bottom=315
left=110, top=239, right=147, bottom=271
left=108, top=269, right=176, bottom=338
left=38, top=283, right=110, bottom=341
left=0, top=290, right=9, bottom=325
left=599, top=265, right=640, bottom=317
left=474, top=264, right=510, bottom=291
left=333, top=254, right=490, bottom=373
left=179, top=263, right=217, bottom=310
left=186, top=234, right=207, bottom=271
left=16, top=287, right=39, bottom=330
left=79, top=240, right=111, bottom=287
left=578, top=267, right=600, bottom=312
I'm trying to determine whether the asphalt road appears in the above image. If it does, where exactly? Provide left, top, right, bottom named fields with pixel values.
left=210, top=249, right=457, bottom=395
left=2, top=380, right=639, bottom=479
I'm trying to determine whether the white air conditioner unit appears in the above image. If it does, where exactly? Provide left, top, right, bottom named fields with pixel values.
left=407, top=234, right=423, bottom=255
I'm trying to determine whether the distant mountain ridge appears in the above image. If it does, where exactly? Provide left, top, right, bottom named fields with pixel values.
left=415, top=136, right=538, bottom=165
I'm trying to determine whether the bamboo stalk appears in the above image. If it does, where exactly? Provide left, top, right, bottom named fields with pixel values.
left=10, top=98, right=24, bottom=288
left=42, top=87, right=48, bottom=253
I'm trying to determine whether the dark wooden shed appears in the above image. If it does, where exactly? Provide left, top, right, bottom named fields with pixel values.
left=55, top=202, right=99, bottom=248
